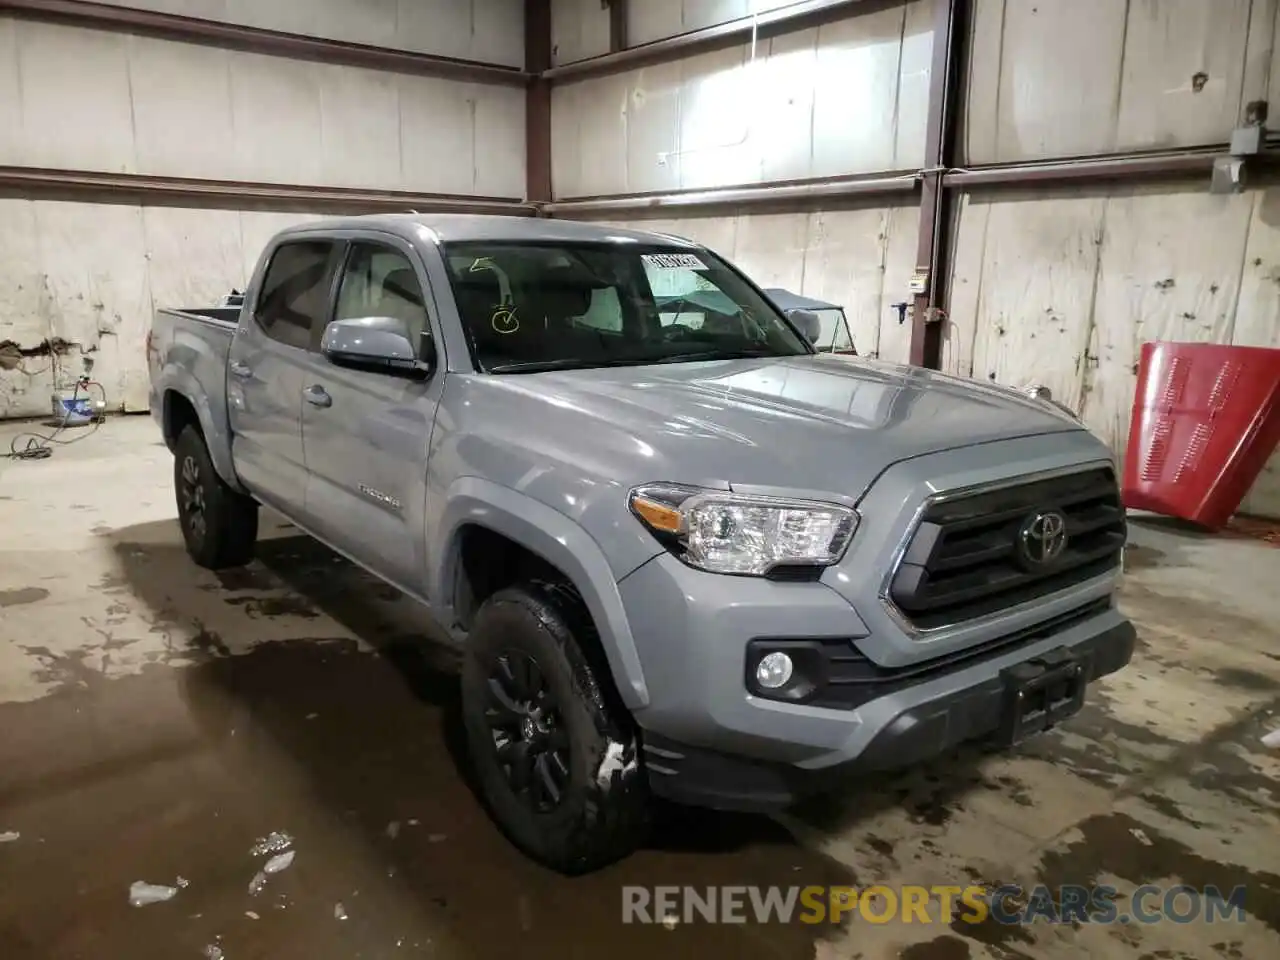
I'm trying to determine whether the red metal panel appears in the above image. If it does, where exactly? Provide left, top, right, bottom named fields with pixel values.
left=1123, top=341, right=1280, bottom=529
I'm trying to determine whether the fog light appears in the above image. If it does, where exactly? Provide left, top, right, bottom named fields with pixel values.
left=755, top=652, right=794, bottom=689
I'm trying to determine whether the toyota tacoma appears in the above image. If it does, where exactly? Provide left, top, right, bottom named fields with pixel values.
left=147, top=214, right=1135, bottom=874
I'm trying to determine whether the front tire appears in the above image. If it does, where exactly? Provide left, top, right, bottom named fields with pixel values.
left=174, top=425, right=258, bottom=570
left=461, top=584, right=648, bottom=874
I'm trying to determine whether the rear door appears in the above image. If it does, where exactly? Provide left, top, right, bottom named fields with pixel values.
left=227, top=238, right=342, bottom=512
left=299, top=236, right=445, bottom=593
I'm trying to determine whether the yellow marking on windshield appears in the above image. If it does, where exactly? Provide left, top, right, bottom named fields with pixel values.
left=491, top=306, right=520, bottom=335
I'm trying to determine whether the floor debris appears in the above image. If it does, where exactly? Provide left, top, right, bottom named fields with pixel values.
left=1262, top=727, right=1280, bottom=749
left=129, top=881, right=180, bottom=907
left=249, top=831, right=294, bottom=858
left=263, top=850, right=295, bottom=875
left=385, top=821, right=401, bottom=840
left=334, top=903, right=348, bottom=921
left=0, top=831, right=19, bottom=843
left=202, top=944, right=224, bottom=960
left=245, top=911, right=260, bottom=921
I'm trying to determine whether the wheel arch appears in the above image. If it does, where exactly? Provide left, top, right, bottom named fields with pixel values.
left=431, top=478, right=650, bottom=711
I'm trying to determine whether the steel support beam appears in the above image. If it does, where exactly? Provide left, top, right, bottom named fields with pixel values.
left=545, top=172, right=917, bottom=216
left=0, top=166, right=535, bottom=216
left=909, top=0, right=966, bottom=370
left=942, top=149, right=1224, bottom=188
left=608, top=0, right=628, bottom=52
left=0, top=0, right=530, bottom=86
left=525, top=0, right=553, bottom=205
left=544, top=0, right=893, bottom=83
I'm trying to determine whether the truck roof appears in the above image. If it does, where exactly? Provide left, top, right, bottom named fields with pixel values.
left=277, top=213, right=702, bottom=248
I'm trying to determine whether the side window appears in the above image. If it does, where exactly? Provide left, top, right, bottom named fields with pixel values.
left=255, top=241, right=338, bottom=351
left=335, top=243, right=430, bottom=355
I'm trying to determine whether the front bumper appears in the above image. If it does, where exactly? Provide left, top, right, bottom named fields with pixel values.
left=640, top=617, right=1135, bottom=812
left=617, top=549, right=1134, bottom=812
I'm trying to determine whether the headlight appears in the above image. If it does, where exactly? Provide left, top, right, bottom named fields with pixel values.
left=628, top=483, right=858, bottom=576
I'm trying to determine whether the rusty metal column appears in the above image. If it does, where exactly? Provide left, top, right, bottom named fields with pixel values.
left=525, top=0, right=553, bottom=207
left=608, top=0, right=628, bottom=52
left=909, top=0, right=967, bottom=369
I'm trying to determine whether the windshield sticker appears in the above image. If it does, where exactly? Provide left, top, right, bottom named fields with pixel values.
left=491, top=306, right=520, bottom=335
left=643, top=253, right=708, bottom=271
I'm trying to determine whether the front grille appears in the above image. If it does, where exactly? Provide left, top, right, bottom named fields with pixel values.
left=888, top=468, right=1126, bottom=631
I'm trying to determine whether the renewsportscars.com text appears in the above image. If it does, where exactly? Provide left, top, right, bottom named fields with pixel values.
left=622, top=884, right=1248, bottom=926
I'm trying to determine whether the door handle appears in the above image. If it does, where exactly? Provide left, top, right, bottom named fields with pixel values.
left=304, top=385, right=332, bottom=408
left=229, top=359, right=252, bottom=379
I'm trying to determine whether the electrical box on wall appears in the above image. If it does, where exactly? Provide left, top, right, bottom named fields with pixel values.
left=908, top=272, right=929, bottom=295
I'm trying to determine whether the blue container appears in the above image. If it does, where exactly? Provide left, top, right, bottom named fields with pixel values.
left=51, top=392, right=95, bottom=427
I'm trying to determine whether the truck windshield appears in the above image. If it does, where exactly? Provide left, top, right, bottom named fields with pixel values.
left=442, top=242, right=812, bottom=373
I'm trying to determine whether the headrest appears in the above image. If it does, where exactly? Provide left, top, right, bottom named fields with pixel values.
left=788, top=309, right=822, bottom=344
left=539, top=266, right=594, bottom=320
left=381, top=268, right=421, bottom=305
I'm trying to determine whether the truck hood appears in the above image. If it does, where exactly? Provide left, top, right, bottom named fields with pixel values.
left=461, top=354, right=1083, bottom=503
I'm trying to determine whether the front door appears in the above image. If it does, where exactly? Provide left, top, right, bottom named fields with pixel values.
left=300, top=238, right=444, bottom=594
left=228, top=238, right=342, bottom=512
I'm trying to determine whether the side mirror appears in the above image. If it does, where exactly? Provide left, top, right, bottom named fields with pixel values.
left=321, top=316, right=430, bottom=377
left=787, top=309, right=822, bottom=345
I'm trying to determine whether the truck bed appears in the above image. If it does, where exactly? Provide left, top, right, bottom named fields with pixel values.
left=147, top=306, right=238, bottom=469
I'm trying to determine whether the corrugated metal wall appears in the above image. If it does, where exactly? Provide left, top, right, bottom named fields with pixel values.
left=962, top=0, right=1271, bottom=163
left=552, top=0, right=813, bottom=65
left=90, top=0, right=526, bottom=66
left=953, top=0, right=1280, bottom=514
left=551, top=1, right=933, bottom=195
left=0, top=201, right=326, bottom=418
left=0, top=2, right=526, bottom=419
left=0, top=18, right=526, bottom=195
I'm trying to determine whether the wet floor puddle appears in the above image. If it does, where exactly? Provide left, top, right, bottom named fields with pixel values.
left=0, top=530, right=858, bottom=960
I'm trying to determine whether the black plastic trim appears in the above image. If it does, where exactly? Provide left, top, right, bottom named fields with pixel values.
left=647, top=616, right=1137, bottom=813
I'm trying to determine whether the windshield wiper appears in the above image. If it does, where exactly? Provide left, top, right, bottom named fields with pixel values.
left=487, top=348, right=785, bottom=374
left=486, top=357, right=654, bottom=373
left=654, top=348, right=781, bottom=364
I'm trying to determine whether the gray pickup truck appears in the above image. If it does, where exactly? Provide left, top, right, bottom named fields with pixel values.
left=147, top=214, right=1135, bottom=874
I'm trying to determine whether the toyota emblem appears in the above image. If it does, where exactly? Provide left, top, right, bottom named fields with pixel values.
left=1018, top=510, right=1068, bottom=566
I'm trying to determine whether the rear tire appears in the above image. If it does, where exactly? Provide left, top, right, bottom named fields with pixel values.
left=461, top=583, right=648, bottom=874
left=174, top=425, right=258, bottom=570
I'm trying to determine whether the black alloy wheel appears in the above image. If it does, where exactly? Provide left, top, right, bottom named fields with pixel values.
left=178, top=452, right=208, bottom=548
left=484, top=650, right=571, bottom=813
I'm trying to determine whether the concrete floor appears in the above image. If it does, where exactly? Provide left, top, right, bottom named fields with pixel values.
left=0, top=415, right=1277, bottom=960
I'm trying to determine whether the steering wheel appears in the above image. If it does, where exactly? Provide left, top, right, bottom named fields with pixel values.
left=662, top=324, right=696, bottom=341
